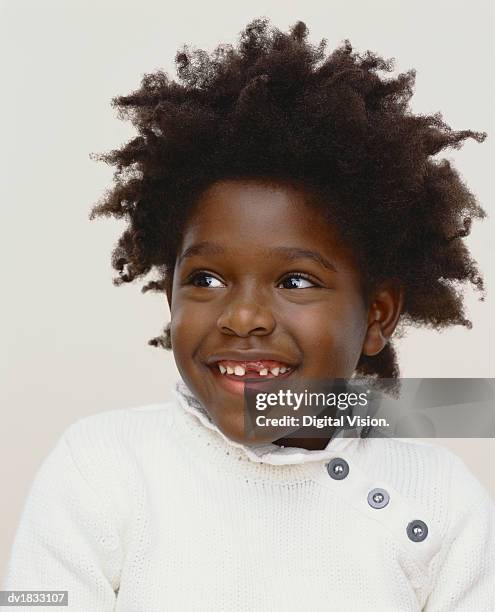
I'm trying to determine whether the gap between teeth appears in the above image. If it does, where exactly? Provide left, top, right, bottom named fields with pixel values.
left=217, top=364, right=288, bottom=376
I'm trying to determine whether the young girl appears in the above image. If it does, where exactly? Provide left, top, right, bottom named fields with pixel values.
left=4, top=18, right=494, bottom=611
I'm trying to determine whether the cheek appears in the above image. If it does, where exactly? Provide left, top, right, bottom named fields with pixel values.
left=170, top=300, right=211, bottom=361
left=290, top=301, right=367, bottom=372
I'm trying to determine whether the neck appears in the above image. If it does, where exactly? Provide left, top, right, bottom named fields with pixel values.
left=272, top=404, right=341, bottom=450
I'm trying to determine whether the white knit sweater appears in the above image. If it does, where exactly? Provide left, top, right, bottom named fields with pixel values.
left=3, top=378, right=495, bottom=611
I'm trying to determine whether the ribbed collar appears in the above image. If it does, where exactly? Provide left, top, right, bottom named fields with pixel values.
left=173, top=377, right=364, bottom=466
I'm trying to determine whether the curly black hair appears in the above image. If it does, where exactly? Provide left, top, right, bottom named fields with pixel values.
left=89, top=17, right=487, bottom=380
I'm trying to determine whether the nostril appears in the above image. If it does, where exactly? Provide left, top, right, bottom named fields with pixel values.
left=217, top=304, right=276, bottom=337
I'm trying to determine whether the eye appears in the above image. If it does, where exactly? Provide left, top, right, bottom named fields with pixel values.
left=278, top=273, right=319, bottom=289
left=187, top=272, right=226, bottom=288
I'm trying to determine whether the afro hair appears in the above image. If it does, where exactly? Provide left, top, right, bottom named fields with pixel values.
left=90, top=17, right=487, bottom=380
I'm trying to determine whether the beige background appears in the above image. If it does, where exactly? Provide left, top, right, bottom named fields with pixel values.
left=1, top=0, right=494, bottom=582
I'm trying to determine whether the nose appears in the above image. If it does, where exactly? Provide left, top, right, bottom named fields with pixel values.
left=217, top=285, right=276, bottom=337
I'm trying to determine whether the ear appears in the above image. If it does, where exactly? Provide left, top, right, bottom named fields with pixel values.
left=362, top=281, right=404, bottom=357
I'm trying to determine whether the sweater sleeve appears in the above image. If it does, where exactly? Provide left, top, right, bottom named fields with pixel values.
left=2, top=427, right=122, bottom=611
left=423, top=452, right=495, bottom=611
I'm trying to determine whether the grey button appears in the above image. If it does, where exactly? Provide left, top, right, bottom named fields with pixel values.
left=406, top=520, right=428, bottom=542
left=327, top=457, right=349, bottom=480
left=367, top=487, right=390, bottom=509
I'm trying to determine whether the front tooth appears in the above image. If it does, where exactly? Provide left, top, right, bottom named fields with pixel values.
left=226, top=365, right=234, bottom=374
left=270, top=367, right=280, bottom=376
left=218, top=364, right=226, bottom=374
left=279, top=366, right=287, bottom=373
left=259, top=368, right=268, bottom=376
left=234, top=365, right=245, bottom=376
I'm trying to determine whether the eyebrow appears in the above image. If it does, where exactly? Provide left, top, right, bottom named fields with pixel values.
left=178, top=241, right=338, bottom=272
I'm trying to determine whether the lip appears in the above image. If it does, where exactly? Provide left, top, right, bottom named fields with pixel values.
left=205, top=350, right=299, bottom=368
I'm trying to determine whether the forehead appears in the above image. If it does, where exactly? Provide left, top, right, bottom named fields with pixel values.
left=182, top=178, right=344, bottom=254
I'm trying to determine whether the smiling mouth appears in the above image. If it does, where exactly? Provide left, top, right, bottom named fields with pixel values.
left=207, top=359, right=297, bottom=394
left=213, top=359, right=294, bottom=378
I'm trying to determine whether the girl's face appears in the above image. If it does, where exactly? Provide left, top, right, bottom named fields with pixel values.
left=168, top=179, right=398, bottom=443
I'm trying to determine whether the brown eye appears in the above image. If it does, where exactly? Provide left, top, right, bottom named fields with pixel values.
left=278, top=274, right=318, bottom=289
left=189, top=272, right=226, bottom=288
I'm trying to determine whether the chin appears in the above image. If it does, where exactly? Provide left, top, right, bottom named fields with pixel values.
left=210, top=408, right=248, bottom=444
left=213, top=412, right=283, bottom=446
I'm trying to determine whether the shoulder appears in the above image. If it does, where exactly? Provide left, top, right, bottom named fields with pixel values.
left=358, top=435, right=493, bottom=497
left=58, top=399, right=180, bottom=471
left=354, top=436, right=495, bottom=535
left=356, top=435, right=481, bottom=484
left=53, top=400, right=179, bottom=509
left=62, top=400, right=176, bottom=451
